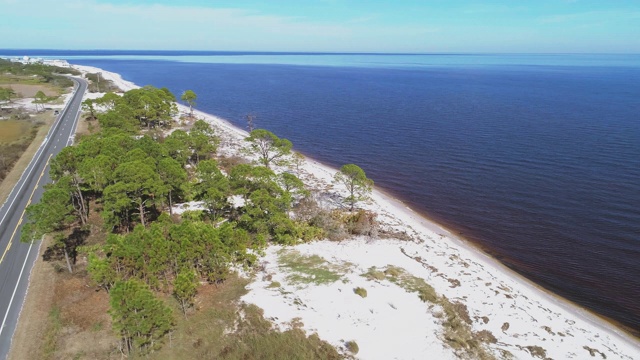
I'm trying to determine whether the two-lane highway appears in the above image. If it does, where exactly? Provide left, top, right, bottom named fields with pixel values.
left=0, top=77, right=87, bottom=359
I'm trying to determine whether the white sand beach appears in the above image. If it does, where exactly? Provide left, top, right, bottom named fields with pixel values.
left=72, top=64, right=640, bottom=359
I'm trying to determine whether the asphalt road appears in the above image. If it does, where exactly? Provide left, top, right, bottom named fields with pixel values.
left=0, top=77, right=87, bottom=359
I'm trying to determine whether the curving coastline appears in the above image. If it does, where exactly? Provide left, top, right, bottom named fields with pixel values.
left=70, top=63, right=640, bottom=359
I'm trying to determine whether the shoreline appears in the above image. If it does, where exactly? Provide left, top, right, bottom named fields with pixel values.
left=374, top=184, right=640, bottom=341
left=374, top=173, right=640, bottom=348
left=71, top=63, right=640, bottom=358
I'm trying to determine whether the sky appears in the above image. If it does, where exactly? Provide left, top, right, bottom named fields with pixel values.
left=1, top=0, right=639, bottom=53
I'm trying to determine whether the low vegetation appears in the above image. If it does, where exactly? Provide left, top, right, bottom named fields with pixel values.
left=344, top=340, right=359, bottom=354
left=278, top=249, right=351, bottom=286
left=363, top=265, right=437, bottom=303
left=0, top=118, right=43, bottom=183
left=85, top=72, right=119, bottom=93
left=363, top=265, right=496, bottom=359
left=520, top=345, right=549, bottom=360
left=43, top=307, right=63, bottom=358
left=583, top=345, right=607, bottom=359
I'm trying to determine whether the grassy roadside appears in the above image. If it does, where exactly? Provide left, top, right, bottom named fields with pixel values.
left=0, top=112, right=54, bottom=206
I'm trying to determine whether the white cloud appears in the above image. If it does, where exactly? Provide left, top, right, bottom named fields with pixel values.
left=2, top=0, right=637, bottom=52
left=539, top=10, right=640, bottom=24
left=4, top=0, right=429, bottom=51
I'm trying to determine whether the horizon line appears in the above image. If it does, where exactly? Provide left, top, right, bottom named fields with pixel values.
left=1, top=49, right=639, bottom=56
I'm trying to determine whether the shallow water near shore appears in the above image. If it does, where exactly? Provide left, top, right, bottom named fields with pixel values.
left=10, top=51, right=640, bottom=335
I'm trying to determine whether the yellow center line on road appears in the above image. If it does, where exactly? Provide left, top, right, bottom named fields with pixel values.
left=0, top=153, right=53, bottom=265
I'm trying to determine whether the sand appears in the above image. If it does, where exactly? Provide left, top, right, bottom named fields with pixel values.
left=71, top=63, right=640, bottom=359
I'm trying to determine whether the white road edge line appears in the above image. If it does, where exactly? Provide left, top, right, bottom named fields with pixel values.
left=4, top=237, right=45, bottom=356
left=0, top=237, right=36, bottom=338
left=67, top=91, right=84, bottom=146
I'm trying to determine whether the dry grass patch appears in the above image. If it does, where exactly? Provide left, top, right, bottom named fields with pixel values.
left=15, top=268, right=344, bottom=360
left=0, top=120, right=33, bottom=142
left=49, top=273, right=114, bottom=359
left=0, top=113, right=52, bottom=205
left=278, top=249, right=352, bottom=286
left=363, top=265, right=437, bottom=303
left=151, top=275, right=344, bottom=360
left=2, top=83, right=60, bottom=98
left=75, top=115, right=100, bottom=137
left=362, top=265, right=496, bottom=360
left=519, top=345, right=550, bottom=360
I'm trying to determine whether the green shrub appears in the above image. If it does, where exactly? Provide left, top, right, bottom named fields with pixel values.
left=363, top=267, right=385, bottom=281
left=180, top=210, right=205, bottom=221
left=353, top=287, right=367, bottom=298
left=278, top=250, right=348, bottom=285
left=383, top=266, right=402, bottom=278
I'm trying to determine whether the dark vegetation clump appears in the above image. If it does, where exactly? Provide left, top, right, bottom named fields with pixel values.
left=343, top=210, right=378, bottom=237
left=344, top=340, right=359, bottom=354
left=85, top=72, right=120, bottom=93
left=521, top=345, right=549, bottom=360
left=218, top=155, right=248, bottom=172
left=8, top=108, right=31, bottom=120
left=353, top=287, right=368, bottom=298
left=309, top=210, right=349, bottom=241
left=309, top=209, right=378, bottom=238
left=583, top=345, right=607, bottom=359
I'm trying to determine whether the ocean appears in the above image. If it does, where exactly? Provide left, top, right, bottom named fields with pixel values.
left=4, top=50, right=639, bottom=335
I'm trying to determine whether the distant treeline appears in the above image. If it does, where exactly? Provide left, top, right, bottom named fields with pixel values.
left=0, top=58, right=79, bottom=88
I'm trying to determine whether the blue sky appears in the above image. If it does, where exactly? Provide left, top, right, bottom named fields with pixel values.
left=1, top=0, right=639, bottom=52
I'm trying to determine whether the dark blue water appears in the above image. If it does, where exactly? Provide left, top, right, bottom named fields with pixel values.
left=6, top=51, right=639, bottom=335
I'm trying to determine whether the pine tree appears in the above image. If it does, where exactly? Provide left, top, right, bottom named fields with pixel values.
left=174, top=269, right=198, bottom=317
left=109, top=280, right=174, bottom=355
left=334, top=164, right=374, bottom=211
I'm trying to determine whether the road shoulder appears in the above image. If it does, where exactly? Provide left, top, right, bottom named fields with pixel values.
left=7, top=237, right=54, bottom=360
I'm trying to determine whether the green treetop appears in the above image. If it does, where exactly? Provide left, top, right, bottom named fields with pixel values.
left=245, top=129, right=292, bottom=168
left=109, top=280, right=174, bottom=355
left=334, top=164, right=373, bottom=211
left=181, top=90, right=197, bottom=117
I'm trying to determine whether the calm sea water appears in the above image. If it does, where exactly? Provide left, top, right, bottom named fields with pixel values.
left=5, top=51, right=640, bottom=335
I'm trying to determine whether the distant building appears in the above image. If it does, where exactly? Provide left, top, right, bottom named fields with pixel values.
left=43, top=59, right=70, bottom=67
left=1, top=56, right=68, bottom=67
